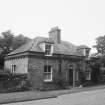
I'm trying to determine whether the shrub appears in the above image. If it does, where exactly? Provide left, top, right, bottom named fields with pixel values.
left=55, top=75, right=67, bottom=89
left=4, top=67, right=11, bottom=74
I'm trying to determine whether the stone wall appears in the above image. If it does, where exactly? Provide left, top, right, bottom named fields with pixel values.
left=4, top=57, right=28, bottom=74
left=28, top=57, right=61, bottom=90
left=28, top=56, right=80, bottom=90
left=5, top=54, right=82, bottom=90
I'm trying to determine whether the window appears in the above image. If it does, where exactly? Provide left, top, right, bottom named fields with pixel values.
left=100, top=63, right=105, bottom=74
left=86, top=69, right=91, bottom=80
left=45, top=43, right=53, bottom=56
left=86, top=72, right=91, bottom=80
left=69, top=64, right=73, bottom=69
left=76, top=71, right=78, bottom=81
left=85, top=66, right=91, bottom=80
left=83, top=48, right=90, bottom=57
left=44, top=65, right=52, bottom=82
left=12, top=65, right=16, bottom=74
left=85, top=49, right=89, bottom=57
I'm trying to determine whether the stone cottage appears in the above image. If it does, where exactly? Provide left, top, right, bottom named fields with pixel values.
left=4, top=27, right=90, bottom=90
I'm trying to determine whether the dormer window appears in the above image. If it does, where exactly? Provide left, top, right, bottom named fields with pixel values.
left=77, top=45, right=90, bottom=57
left=85, top=49, right=89, bottom=56
left=84, top=49, right=90, bottom=57
left=45, top=43, right=53, bottom=56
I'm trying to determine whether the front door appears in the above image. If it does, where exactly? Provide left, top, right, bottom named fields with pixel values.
left=69, top=68, right=73, bottom=86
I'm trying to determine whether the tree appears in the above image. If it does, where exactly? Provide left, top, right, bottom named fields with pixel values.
left=93, top=35, right=105, bottom=54
left=12, top=34, right=31, bottom=50
left=0, top=30, right=14, bottom=54
left=0, top=30, right=14, bottom=68
left=0, top=30, right=31, bottom=67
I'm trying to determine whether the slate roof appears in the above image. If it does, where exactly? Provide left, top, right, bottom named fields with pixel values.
left=8, top=36, right=85, bottom=56
left=77, top=45, right=91, bottom=49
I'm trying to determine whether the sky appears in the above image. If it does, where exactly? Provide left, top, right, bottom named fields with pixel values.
left=0, top=0, right=105, bottom=53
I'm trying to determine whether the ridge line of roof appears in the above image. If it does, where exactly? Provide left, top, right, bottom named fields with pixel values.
left=6, top=36, right=89, bottom=56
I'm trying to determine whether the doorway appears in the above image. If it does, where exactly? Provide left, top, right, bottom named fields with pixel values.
left=68, top=68, right=73, bottom=86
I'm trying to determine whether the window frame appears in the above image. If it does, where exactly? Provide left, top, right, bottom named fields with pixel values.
left=100, top=63, right=105, bottom=74
left=86, top=72, right=91, bottom=80
left=84, top=48, right=90, bottom=57
left=76, top=71, right=79, bottom=81
left=43, top=65, right=53, bottom=82
left=44, top=43, right=53, bottom=56
left=85, top=49, right=90, bottom=57
left=12, top=65, right=16, bottom=74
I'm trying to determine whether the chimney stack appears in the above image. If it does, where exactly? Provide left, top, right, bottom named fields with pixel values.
left=49, top=27, right=61, bottom=44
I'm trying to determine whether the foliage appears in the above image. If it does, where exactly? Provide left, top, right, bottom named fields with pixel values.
left=55, top=74, right=67, bottom=89
left=0, top=30, right=31, bottom=66
left=93, top=35, right=105, bottom=54
left=3, top=79, right=32, bottom=93
left=76, top=62, right=87, bottom=85
left=89, top=62, right=100, bottom=84
left=0, top=30, right=14, bottom=53
left=4, top=67, right=11, bottom=74
left=10, top=79, right=32, bottom=92
left=12, top=34, right=31, bottom=50
left=78, top=70, right=86, bottom=85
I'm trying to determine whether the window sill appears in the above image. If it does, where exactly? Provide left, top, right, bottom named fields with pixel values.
left=45, top=54, right=53, bottom=56
left=44, top=80, right=52, bottom=82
